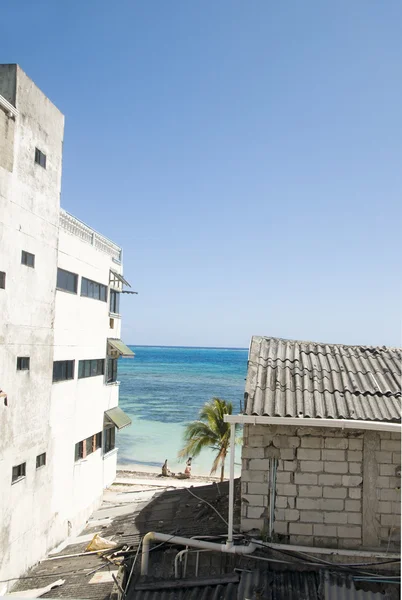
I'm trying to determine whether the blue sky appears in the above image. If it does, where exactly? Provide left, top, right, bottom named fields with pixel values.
left=2, top=1, right=401, bottom=348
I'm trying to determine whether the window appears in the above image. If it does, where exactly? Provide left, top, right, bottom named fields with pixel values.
left=53, top=360, right=75, bottom=382
left=57, top=268, right=78, bottom=294
left=35, top=147, right=46, bottom=168
left=36, top=453, right=46, bottom=469
left=109, top=318, right=115, bottom=329
left=12, top=462, right=26, bottom=483
left=0, top=272, right=5, bottom=289
left=107, top=358, right=118, bottom=383
left=81, top=277, right=107, bottom=302
left=109, top=290, right=120, bottom=315
left=17, top=357, right=30, bottom=371
left=75, top=432, right=102, bottom=462
left=78, top=359, right=105, bottom=379
left=104, top=426, right=115, bottom=454
left=21, top=250, right=35, bottom=268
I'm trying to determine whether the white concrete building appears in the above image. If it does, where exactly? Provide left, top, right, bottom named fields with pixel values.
left=0, top=64, right=133, bottom=590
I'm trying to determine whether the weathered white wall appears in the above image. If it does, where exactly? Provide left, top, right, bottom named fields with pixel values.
left=0, top=64, right=64, bottom=589
left=50, top=229, right=123, bottom=537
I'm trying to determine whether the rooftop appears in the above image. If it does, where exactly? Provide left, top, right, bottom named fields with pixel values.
left=244, top=336, right=401, bottom=422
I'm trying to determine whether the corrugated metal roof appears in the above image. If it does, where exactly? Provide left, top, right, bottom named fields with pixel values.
left=108, top=339, right=135, bottom=358
left=245, top=337, right=402, bottom=422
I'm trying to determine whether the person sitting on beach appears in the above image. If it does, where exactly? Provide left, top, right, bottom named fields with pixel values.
left=161, top=459, right=170, bottom=477
left=184, top=457, right=192, bottom=476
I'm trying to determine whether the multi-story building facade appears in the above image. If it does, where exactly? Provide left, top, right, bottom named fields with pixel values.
left=0, top=64, right=133, bottom=590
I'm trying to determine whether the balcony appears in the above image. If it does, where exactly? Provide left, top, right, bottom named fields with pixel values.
left=60, top=209, right=122, bottom=263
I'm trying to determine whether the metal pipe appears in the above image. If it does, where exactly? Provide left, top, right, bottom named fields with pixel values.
left=224, top=414, right=401, bottom=433
left=227, top=422, right=236, bottom=545
left=141, top=532, right=256, bottom=576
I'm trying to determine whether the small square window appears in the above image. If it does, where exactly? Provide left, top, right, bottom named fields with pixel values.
left=0, top=272, right=5, bottom=289
left=35, top=147, right=46, bottom=169
left=36, top=453, right=46, bottom=468
left=12, top=462, right=26, bottom=483
left=21, top=251, right=35, bottom=268
left=17, top=357, right=30, bottom=371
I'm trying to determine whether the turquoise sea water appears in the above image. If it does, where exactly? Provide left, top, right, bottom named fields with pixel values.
left=117, top=346, right=248, bottom=477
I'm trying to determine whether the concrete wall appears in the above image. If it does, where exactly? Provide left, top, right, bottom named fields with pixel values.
left=241, top=424, right=401, bottom=550
left=0, top=65, right=64, bottom=587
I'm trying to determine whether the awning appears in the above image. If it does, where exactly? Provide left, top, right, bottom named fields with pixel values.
left=104, top=407, right=132, bottom=430
left=110, top=270, right=131, bottom=288
left=108, top=338, right=135, bottom=358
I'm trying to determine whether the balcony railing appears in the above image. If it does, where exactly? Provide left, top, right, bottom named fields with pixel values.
left=60, top=209, right=122, bottom=263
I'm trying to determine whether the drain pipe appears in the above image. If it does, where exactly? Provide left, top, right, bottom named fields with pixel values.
left=141, top=532, right=256, bottom=576
left=227, top=422, right=236, bottom=546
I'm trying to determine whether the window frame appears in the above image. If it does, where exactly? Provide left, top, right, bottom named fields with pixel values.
left=36, top=453, right=46, bottom=469
left=35, top=147, right=47, bottom=169
left=17, top=357, right=30, bottom=371
left=52, top=360, right=75, bottom=383
left=57, top=268, right=78, bottom=294
left=78, top=359, right=105, bottom=379
left=103, top=426, right=116, bottom=455
left=12, top=462, right=26, bottom=484
left=109, top=289, right=120, bottom=315
left=81, top=277, right=107, bottom=302
left=21, top=250, right=35, bottom=268
left=107, top=357, right=118, bottom=384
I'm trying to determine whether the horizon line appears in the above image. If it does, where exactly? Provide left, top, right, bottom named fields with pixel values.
left=126, top=344, right=249, bottom=350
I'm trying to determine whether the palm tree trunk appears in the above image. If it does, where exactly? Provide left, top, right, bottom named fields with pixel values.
left=220, top=461, right=224, bottom=482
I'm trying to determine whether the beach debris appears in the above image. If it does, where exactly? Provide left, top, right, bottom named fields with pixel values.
left=85, top=534, right=117, bottom=552
left=7, top=579, right=65, bottom=598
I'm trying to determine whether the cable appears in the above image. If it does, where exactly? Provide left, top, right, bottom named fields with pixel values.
left=183, top=486, right=231, bottom=529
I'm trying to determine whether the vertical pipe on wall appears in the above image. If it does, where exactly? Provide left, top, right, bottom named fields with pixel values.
left=227, top=422, right=236, bottom=545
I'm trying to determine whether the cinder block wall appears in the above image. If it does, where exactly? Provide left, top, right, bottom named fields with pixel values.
left=240, top=425, right=401, bottom=550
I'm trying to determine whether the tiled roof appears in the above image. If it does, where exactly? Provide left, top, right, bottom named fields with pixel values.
left=244, top=337, right=402, bottom=422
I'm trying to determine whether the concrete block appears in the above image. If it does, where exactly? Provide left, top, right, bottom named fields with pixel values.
left=392, top=502, right=400, bottom=514
left=247, top=506, right=264, bottom=519
left=313, top=524, right=337, bottom=537
left=248, top=435, right=264, bottom=447
left=379, top=432, right=391, bottom=439
left=242, top=447, right=265, bottom=459
left=314, top=537, right=339, bottom=549
left=324, top=512, right=348, bottom=524
left=283, top=460, right=297, bottom=472
left=300, top=510, right=323, bottom=523
left=273, top=521, right=288, bottom=535
left=273, top=435, right=300, bottom=449
left=296, top=498, right=319, bottom=511
left=248, top=482, right=268, bottom=495
left=379, top=489, right=400, bottom=502
left=324, top=438, right=348, bottom=449
left=323, top=487, right=347, bottom=499
left=342, top=475, right=362, bottom=486
left=277, top=484, right=297, bottom=496
left=378, top=501, right=391, bottom=514
left=339, top=538, right=361, bottom=549
left=284, top=509, right=300, bottom=521
left=243, top=494, right=264, bottom=506
left=349, top=462, right=362, bottom=474
left=294, top=473, right=317, bottom=485
left=279, top=448, right=296, bottom=460
left=274, top=508, right=285, bottom=521
left=376, top=476, right=390, bottom=487
left=349, top=488, right=362, bottom=500
left=249, top=459, right=270, bottom=471
left=241, top=518, right=264, bottom=532
left=321, top=499, right=344, bottom=511
left=264, top=446, right=280, bottom=459
left=289, top=523, right=313, bottom=536
left=381, top=440, right=401, bottom=452
left=345, top=500, right=361, bottom=512
left=275, top=496, right=287, bottom=508
left=300, top=437, right=323, bottom=449
left=381, top=514, right=400, bottom=527
left=347, top=450, right=363, bottom=462
left=348, top=438, right=363, bottom=450
left=287, top=497, right=295, bottom=509
left=263, top=434, right=274, bottom=446
left=241, top=482, right=248, bottom=495
left=375, top=451, right=392, bottom=463
left=276, top=471, right=291, bottom=484
left=337, top=526, right=361, bottom=539
left=318, top=474, right=342, bottom=486
left=297, top=448, right=321, bottom=460
left=390, top=432, right=401, bottom=440
left=298, top=485, right=322, bottom=498
left=242, top=470, right=266, bottom=483
left=380, top=464, right=398, bottom=476
left=392, top=453, right=401, bottom=465
left=322, top=449, right=346, bottom=461
left=299, top=461, right=323, bottom=473
left=289, top=535, right=313, bottom=545
left=347, top=512, right=362, bottom=525
left=324, top=462, right=348, bottom=474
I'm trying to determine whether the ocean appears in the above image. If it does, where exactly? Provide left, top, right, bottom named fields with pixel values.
left=116, top=346, right=248, bottom=477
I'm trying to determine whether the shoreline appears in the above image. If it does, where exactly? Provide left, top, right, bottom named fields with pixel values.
left=117, top=466, right=225, bottom=483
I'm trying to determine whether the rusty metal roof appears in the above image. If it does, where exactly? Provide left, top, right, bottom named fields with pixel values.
left=244, top=337, right=402, bottom=422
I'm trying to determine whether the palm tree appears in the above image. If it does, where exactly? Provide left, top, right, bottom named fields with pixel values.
left=178, top=397, right=239, bottom=482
